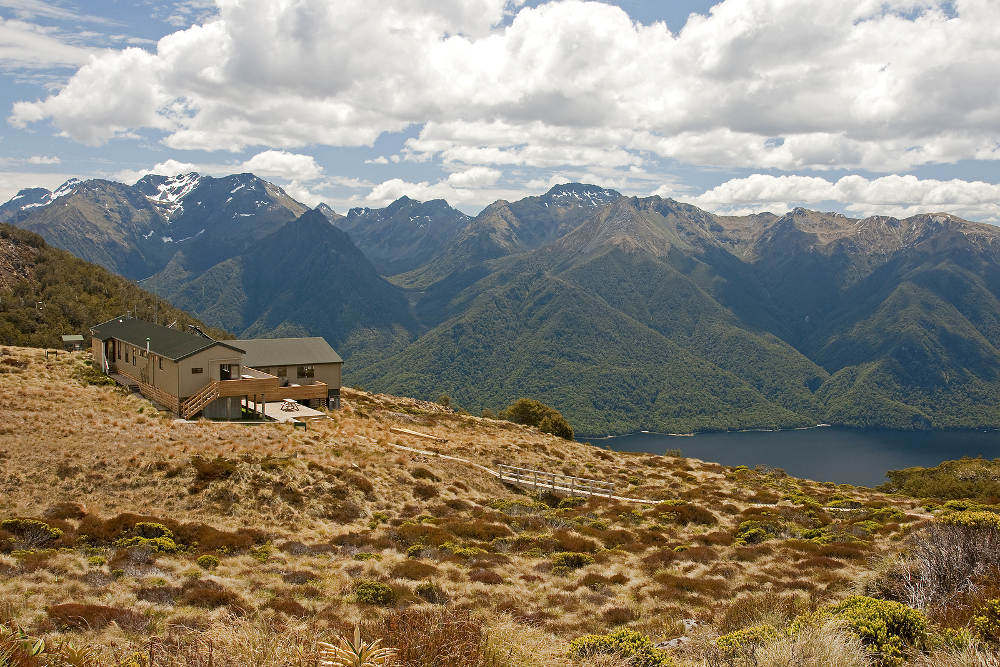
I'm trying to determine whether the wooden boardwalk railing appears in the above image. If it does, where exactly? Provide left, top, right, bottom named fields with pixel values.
left=497, top=464, right=615, bottom=499
left=382, top=439, right=655, bottom=504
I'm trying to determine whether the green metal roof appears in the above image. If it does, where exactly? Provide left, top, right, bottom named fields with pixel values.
left=223, top=337, right=343, bottom=367
left=91, top=318, right=244, bottom=361
left=61, top=334, right=85, bottom=342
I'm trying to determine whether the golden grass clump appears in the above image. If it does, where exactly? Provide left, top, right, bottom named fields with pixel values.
left=0, top=346, right=988, bottom=665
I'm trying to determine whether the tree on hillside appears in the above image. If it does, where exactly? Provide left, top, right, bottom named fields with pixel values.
left=501, top=398, right=574, bottom=440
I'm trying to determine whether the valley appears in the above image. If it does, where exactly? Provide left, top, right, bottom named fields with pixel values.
left=4, top=176, right=1000, bottom=435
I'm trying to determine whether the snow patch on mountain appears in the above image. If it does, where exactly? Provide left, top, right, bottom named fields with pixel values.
left=144, top=173, right=202, bottom=220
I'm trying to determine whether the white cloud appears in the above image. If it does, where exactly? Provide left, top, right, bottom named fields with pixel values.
left=0, top=0, right=116, bottom=25
left=10, top=0, right=999, bottom=175
left=446, top=166, right=501, bottom=188
left=690, top=174, right=1000, bottom=223
left=241, top=150, right=322, bottom=182
left=0, top=170, right=76, bottom=203
left=26, top=154, right=59, bottom=164
left=363, top=176, right=528, bottom=211
left=0, top=18, right=102, bottom=70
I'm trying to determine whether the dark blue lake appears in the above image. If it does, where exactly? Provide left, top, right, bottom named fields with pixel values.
left=592, top=427, right=1000, bottom=487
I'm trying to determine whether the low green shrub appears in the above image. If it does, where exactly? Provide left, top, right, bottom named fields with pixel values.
left=792, top=595, right=926, bottom=666
left=973, top=599, right=1000, bottom=642
left=715, top=624, right=778, bottom=657
left=557, top=496, right=586, bottom=509
left=1, top=518, right=62, bottom=546
left=354, top=579, right=396, bottom=606
left=569, top=628, right=675, bottom=666
left=937, top=510, right=1000, bottom=530
left=735, top=519, right=784, bottom=544
left=196, top=554, right=220, bottom=570
left=551, top=552, right=595, bottom=570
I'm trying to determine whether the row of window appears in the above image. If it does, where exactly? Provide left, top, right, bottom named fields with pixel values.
left=117, top=342, right=163, bottom=370
left=261, top=365, right=314, bottom=378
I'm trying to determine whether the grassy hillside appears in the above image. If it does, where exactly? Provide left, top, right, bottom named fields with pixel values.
left=3, top=345, right=1000, bottom=665
left=0, top=224, right=225, bottom=347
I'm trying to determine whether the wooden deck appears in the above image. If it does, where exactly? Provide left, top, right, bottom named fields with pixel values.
left=109, top=365, right=328, bottom=419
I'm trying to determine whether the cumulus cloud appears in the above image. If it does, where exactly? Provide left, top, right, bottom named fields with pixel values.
left=690, top=174, right=1000, bottom=223
left=241, top=150, right=322, bottom=182
left=9, top=0, right=1000, bottom=174
left=363, top=175, right=530, bottom=211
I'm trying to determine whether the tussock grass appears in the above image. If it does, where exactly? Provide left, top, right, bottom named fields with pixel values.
left=0, top=346, right=986, bottom=665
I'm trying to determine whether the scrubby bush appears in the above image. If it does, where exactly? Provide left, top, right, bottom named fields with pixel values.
left=415, top=581, right=447, bottom=604
left=468, top=568, right=503, bottom=585
left=569, top=628, right=675, bottom=666
left=973, top=599, right=1000, bottom=642
left=178, top=579, right=245, bottom=611
left=792, top=595, right=927, bottom=666
left=196, top=554, right=220, bottom=570
left=500, top=398, right=574, bottom=440
left=391, top=560, right=438, bottom=580
left=900, top=513, right=1000, bottom=609
left=48, top=603, right=148, bottom=632
left=735, top=519, right=784, bottom=544
left=1, top=518, right=62, bottom=547
left=354, top=580, right=396, bottom=606
left=716, top=624, right=779, bottom=658
left=114, top=522, right=182, bottom=553
left=551, top=552, right=594, bottom=570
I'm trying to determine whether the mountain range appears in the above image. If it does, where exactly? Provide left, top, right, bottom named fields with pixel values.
left=4, top=174, right=1000, bottom=435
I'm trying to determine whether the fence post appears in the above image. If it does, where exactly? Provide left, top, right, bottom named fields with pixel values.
left=533, top=469, right=538, bottom=494
left=570, top=476, right=575, bottom=497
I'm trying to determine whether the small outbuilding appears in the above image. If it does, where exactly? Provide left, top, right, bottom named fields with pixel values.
left=61, top=334, right=85, bottom=351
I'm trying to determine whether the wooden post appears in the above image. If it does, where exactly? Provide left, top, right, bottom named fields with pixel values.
left=533, top=469, right=538, bottom=494
left=570, top=476, right=575, bottom=497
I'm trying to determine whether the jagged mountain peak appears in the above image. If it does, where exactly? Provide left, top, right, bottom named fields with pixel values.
left=543, top=183, right=622, bottom=207
left=314, top=202, right=342, bottom=222
left=135, top=172, right=203, bottom=220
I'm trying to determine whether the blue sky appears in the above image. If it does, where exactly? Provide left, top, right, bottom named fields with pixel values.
left=1, top=0, right=999, bottom=222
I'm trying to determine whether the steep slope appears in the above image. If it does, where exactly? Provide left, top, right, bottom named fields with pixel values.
left=7, top=174, right=1000, bottom=434
left=394, top=184, right=622, bottom=289
left=9, top=179, right=173, bottom=280
left=335, top=196, right=471, bottom=275
left=0, top=186, right=56, bottom=222
left=0, top=223, right=223, bottom=347
left=356, top=196, right=827, bottom=433
left=144, top=209, right=416, bottom=353
left=351, top=259, right=809, bottom=435
left=705, top=210, right=1000, bottom=429
left=7, top=173, right=308, bottom=280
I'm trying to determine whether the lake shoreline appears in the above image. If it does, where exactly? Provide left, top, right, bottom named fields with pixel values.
left=588, top=426, right=1000, bottom=487
left=580, top=423, right=1000, bottom=443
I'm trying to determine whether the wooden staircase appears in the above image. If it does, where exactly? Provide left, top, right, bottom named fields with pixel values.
left=181, top=381, right=221, bottom=420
